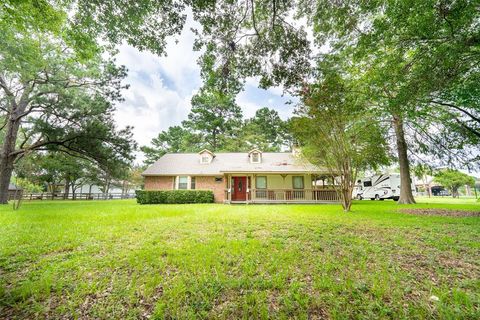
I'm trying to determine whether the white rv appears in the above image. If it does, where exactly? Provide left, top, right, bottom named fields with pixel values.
left=353, top=174, right=416, bottom=201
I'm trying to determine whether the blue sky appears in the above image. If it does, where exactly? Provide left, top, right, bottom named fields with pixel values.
left=114, top=18, right=294, bottom=161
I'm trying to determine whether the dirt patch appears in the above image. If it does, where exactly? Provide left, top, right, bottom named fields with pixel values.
left=399, top=208, right=480, bottom=217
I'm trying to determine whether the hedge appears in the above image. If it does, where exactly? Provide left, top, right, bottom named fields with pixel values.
left=135, top=190, right=214, bottom=204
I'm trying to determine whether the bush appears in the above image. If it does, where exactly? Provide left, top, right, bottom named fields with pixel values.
left=135, top=190, right=214, bottom=204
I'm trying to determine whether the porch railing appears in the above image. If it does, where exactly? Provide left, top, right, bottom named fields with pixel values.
left=225, top=189, right=339, bottom=203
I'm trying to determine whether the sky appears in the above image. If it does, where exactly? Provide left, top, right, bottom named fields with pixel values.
left=113, top=17, right=294, bottom=162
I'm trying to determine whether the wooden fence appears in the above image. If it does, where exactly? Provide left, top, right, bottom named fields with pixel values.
left=13, top=192, right=136, bottom=201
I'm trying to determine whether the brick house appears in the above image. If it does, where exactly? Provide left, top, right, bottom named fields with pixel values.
left=142, top=149, right=339, bottom=203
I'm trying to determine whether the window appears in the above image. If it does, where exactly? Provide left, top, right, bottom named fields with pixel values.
left=292, top=176, right=304, bottom=189
left=363, top=181, right=372, bottom=187
left=178, top=176, right=188, bottom=189
left=256, top=176, right=267, bottom=189
left=201, top=155, right=210, bottom=164
left=251, top=152, right=260, bottom=163
left=215, top=177, right=223, bottom=183
left=191, top=177, right=196, bottom=190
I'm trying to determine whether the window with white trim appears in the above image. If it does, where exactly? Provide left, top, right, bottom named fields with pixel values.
left=292, top=176, right=304, bottom=189
left=251, top=152, right=260, bottom=163
left=178, top=176, right=188, bottom=189
left=256, top=176, right=267, bottom=189
left=201, top=155, right=210, bottom=163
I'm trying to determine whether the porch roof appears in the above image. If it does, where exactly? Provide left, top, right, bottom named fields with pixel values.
left=143, top=152, right=328, bottom=176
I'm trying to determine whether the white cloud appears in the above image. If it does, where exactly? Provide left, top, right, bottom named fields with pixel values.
left=112, top=14, right=202, bottom=162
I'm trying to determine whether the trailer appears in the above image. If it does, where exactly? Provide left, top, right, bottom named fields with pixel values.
left=353, top=174, right=416, bottom=201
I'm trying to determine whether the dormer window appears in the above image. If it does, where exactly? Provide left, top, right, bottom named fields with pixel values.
left=198, top=149, right=215, bottom=164
left=248, top=149, right=262, bottom=164
left=201, top=155, right=210, bottom=164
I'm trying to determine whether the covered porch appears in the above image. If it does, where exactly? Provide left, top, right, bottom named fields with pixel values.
left=223, top=172, right=340, bottom=204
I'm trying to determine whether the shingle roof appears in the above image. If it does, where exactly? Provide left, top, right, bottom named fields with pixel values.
left=142, top=152, right=327, bottom=176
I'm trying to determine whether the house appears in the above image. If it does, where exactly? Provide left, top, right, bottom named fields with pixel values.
left=142, top=149, right=339, bottom=203
left=7, top=183, right=23, bottom=200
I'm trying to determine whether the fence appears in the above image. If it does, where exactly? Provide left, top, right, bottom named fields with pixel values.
left=15, top=192, right=136, bottom=201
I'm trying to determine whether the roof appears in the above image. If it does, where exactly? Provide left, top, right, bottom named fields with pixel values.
left=142, top=152, right=327, bottom=176
left=8, top=183, right=22, bottom=190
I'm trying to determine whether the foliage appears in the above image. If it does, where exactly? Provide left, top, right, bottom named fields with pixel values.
left=142, top=105, right=290, bottom=164
left=135, top=190, right=214, bottom=204
left=192, top=0, right=312, bottom=91
left=240, top=107, right=291, bottom=151
left=0, top=200, right=479, bottom=318
left=183, top=69, right=244, bottom=151
left=434, top=169, right=476, bottom=198
left=298, top=0, right=480, bottom=201
left=0, top=28, right=136, bottom=202
left=0, top=0, right=205, bottom=57
left=140, top=126, right=203, bottom=165
left=292, top=71, right=390, bottom=211
left=11, top=177, right=43, bottom=193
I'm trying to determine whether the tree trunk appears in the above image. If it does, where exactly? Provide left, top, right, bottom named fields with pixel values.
left=423, top=175, right=431, bottom=197
left=341, top=188, right=353, bottom=212
left=392, top=114, right=416, bottom=204
left=63, top=177, right=70, bottom=200
left=0, top=115, right=21, bottom=204
left=452, top=187, right=459, bottom=198
left=89, top=184, right=93, bottom=199
left=0, top=85, right=31, bottom=204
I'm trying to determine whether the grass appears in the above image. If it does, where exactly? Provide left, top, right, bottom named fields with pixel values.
left=0, top=199, right=479, bottom=319
left=416, top=196, right=479, bottom=205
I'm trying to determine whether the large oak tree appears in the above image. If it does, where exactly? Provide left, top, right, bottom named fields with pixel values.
left=0, top=32, right=135, bottom=203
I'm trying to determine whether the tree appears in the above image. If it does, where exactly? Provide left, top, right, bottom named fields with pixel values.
left=299, top=0, right=480, bottom=204
left=291, top=72, right=390, bottom=212
left=142, top=106, right=291, bottom=164
left=183, top=68, right=244, bottom=151
left=241, top=107, right=290, bottom=151
left=15, top=152, right=84, bottom=196
left=140, top=126, right=202, bottom=165
left=192, top=0, right=311, bottom=91
left=413, top=164, right=433, bottom=197
left=434, top=169, right=475, bottom=198
left=0, top=33, right=136, bottom=203
left=1, top=0, right=206, bottom=58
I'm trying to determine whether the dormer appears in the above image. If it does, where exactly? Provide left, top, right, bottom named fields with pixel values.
left=248, top=149, right=262, bottom=164
left=198, top=149, right=215, bottom=164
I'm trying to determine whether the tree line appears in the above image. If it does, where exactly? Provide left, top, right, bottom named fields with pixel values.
left=141, top=105, right=291, bottom=165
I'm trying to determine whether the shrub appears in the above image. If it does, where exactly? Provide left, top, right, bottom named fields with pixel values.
left=135, top=190, right=214, bottom=204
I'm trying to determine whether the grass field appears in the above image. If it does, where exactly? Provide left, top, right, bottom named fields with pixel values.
left=0, top=199, right=479, bottom=319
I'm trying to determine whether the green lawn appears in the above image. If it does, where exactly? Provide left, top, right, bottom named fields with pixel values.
left=0, top=199, right=479, bottom=319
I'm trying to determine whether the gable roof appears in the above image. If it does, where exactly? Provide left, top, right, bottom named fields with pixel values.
left=142, top=152, right=327, bottom=176
left=198, top=149, right=215, bottom=156
left=248, top=148, right=262, bottom=155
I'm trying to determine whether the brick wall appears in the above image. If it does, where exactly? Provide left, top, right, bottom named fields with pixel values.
left=144, top=176, right=174, bottom=190
left=144, top=175, right=225, bottom=203
left=195, top=176, right=226, bottom=203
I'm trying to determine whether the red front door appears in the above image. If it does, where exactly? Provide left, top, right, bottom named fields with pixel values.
left=232, top=177, right=247, bottom=201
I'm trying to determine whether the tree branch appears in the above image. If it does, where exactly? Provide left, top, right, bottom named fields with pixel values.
left=430, top=100, right=480, bottom=124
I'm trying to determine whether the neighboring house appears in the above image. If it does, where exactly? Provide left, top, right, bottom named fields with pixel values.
left=142, top=149, right=339, bottom=203
left=7, top=183, right=23, bottom=200
left=414, top=175, right=475, bottom=197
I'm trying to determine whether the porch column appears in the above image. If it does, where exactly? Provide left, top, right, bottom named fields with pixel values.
left=252, top=174, right=256, bottom=203
left=281, top=174, right=287, bottom=201
left=228, top=174, right=232, bottom=202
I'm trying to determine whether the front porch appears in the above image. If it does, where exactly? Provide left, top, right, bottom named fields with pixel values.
left=223, top=173, right=340, bottom=204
